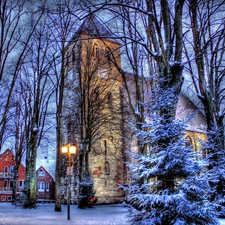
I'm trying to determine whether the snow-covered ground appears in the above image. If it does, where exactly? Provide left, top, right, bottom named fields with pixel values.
left=0, top=203, right=225, bottom=225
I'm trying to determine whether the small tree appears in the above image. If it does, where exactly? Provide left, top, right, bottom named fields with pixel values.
left=125, top=85, right=218, bottom=225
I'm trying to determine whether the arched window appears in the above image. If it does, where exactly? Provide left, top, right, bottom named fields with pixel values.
left=105, top=47, right=110, bottom=61
left=93, top=43, right=99, bottom=58
left=104, top=140, right=107, bottom=156
left=105, top=161, right=110, bottom=175
left=107, top=92, right=112, bottom=106
left=184, top=135, right=193, bottom=149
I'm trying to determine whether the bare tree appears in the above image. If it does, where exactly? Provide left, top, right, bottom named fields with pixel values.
left=61, top=14, right=124, bottom=205
left=46, top=0, right=79, bottom=211
left=184, top=0, right=225, bottom=214
left=0, top=0, right=43, bottom=150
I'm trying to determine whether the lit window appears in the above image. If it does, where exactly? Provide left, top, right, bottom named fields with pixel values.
left=184, top=136, right=193, bottom=149
left=38, top=182, right=45, bottom=192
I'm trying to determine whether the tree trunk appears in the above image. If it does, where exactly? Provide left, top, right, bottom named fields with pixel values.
left=55, top=40, right=66, bottom=212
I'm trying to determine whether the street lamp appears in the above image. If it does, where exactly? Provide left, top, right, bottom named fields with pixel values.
left=61, top=144, right=77, bottom=220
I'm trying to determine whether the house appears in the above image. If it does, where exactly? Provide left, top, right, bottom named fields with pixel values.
left=0, top=149, right=26, bottom=202
left=36, top=166, right=54, bottom=201
left=0, top=149, right=54, bottom=203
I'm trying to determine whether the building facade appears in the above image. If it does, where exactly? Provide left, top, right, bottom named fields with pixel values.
left=36, top=166, right=54, bottom=200
left=0, top=149, right=26, bottom=202
left=62, top=16, right=207, bottom=204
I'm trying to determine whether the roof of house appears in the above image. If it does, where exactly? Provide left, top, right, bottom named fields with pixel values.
left=36, top=165, right=54, bottom=181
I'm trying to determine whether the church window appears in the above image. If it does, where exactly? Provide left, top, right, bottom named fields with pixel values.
left=93, top=43, right=99, bottom=58
left=104, top=140, right=107, bottom=156
left=105, top=47, right=111, bottom=62
left=105, top=161, right=110, bottom=175
left=107, top=92, right=112, bottom=106
left=184, top=135, right=193, bottom=149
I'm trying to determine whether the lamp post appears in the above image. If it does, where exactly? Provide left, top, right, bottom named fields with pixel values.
left=61, top=144, right=77, bottom=220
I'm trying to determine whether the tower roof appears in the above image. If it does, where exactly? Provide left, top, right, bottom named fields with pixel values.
left=79, top=15, right=111, bottom=37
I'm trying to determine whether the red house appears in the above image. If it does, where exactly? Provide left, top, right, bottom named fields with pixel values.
left=36, top=166, right=54, bottom=200
left=0, top=149, right=26, bottom=202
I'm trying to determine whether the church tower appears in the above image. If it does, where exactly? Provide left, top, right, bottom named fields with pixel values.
left=63, top=15, right=125, bottom=203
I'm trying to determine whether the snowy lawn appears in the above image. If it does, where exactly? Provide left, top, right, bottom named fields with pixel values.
left=220, top=219, right=225, bottom=225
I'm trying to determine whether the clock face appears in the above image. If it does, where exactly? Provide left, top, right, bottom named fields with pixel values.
left=98, top=67, right=108, bottom=79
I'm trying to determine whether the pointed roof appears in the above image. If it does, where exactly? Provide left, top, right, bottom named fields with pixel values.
left=36, top=165, right=54, bottom=181
left=68, top=14, right=120, bottom=45
left=79, top=14, right=111, bottom=37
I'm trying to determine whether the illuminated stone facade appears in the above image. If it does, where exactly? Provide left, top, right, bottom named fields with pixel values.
left=63, top=16, right=207, bottom=204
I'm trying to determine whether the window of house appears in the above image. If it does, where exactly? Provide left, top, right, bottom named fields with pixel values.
left=46, top=182, right=49, bottom=192
left=7, top=196, right=12, bottom=201
left=105, top=161, right=110, bottom=175
left=19, top=180, right=24, bottom=187
left=1, top=196, right=6, bottom=201
left=38, top=182, right=45, bottom=192
left=4, top=166, right=8, bottom=174
left=3, top=180, right=8, bottom=191
left=10, top=166, right=14, bottom=175
left=38, top=168, right=45, bottom=176
left=10, top=181, right=13, bottom=189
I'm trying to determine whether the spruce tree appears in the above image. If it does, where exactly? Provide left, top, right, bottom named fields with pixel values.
left=203, top=127, right=225, bottom=217
left=124, top=86, right=218, bottom=224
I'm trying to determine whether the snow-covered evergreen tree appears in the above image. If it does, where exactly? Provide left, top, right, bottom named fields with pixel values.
left=124, top=85, right=218, bottom=225
left=202, top=127, right=225, bottom=217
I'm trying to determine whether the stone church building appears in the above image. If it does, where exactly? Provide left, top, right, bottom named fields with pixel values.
left=61, top=15, right=207, bottom=204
